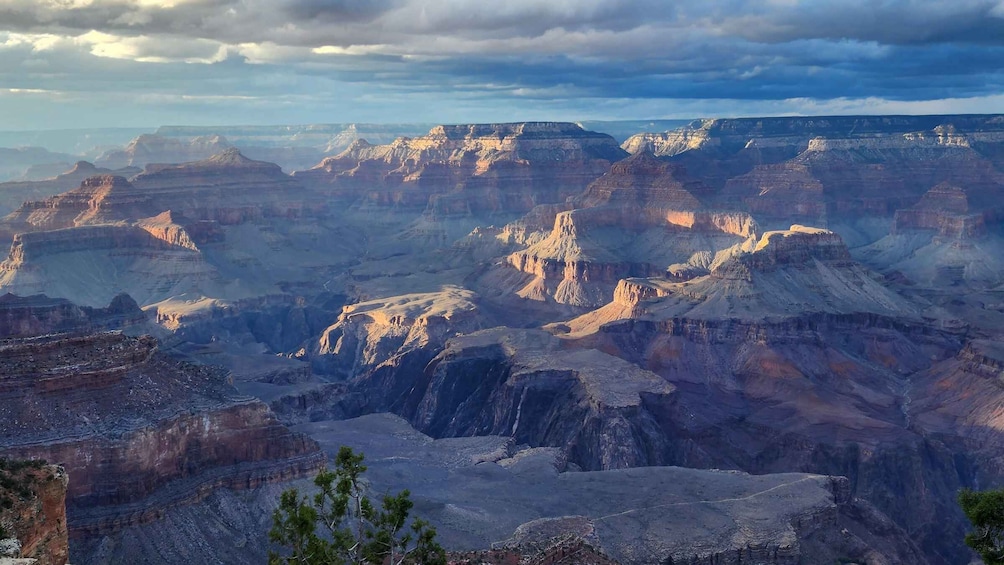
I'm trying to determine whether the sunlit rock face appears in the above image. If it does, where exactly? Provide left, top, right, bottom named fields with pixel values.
left=490, top=151, right=756, bottom=307
left=4, top=149, right=315, bottom=234
left=295, top=122, right=627, bottom=215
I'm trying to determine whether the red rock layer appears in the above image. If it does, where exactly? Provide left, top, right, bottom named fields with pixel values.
left=0, top=463, right=69, bottom=565
left=3, top=149, right=319, bottom=236
left=0, top=332, right=323, bottom=538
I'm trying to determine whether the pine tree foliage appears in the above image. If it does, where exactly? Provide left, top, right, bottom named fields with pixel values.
left=269, top=446, right=447, bottom=565
left=959, top=487, right=1004, bottom=565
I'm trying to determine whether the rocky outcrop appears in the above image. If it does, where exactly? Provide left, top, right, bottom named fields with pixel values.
left=313, top=286, right=488, bottom=378
left=569, top=152, right=710, bottom=209
left=0, top=293, right=146, bottom=338
left=560, top=226, right=920, bottom=334
left=0, top=331, right=323, bottom=540
left=621, top=125, right=720, bottom=157
left=0, top=161, right=139, bottom=219
left=4, top=175, right=149, bottom=231
left=733, top=225, right=851, bottom=272
left=95, top=134, right=232, bottom=169
left=361, top=328, right=676, bottom=470
left=297, top=413, right=929, bottom=565
left=0, top=225, right=217, bottom=307
left=492, top=153, right=757, bottom=307
left=722, top=163, right=827, bottom=225
left=622, top=115, right=1004, bottom=234
left=125, top=148, right=315, bottom=224
left=4, top=149, right=317, bottom=234
left=294, top=122, right=626, bottom=215
left=135, top=211, right=200, bottom=251
left=150, top=292, right=346, bottom=355
left=0, top=461, right=68, bottom=565
left=858, top=181, right=1004, bottom=288
left=892, top=183, right=990, bottom=239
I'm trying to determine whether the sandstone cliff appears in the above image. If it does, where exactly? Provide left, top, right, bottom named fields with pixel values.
left=0, top=331, right=323, bottom=545
left=622, top=115, right=1004, bottom=238
left=0, top=224, right=219, bottom=307
left=0, top=161, right=139, bottom=219
left=294, top=122, right=626, bottom=215
left=858, top=182, right=1004, bottom=288
left=0, top=461, right=68, bottom=565
left=313, top=286, right=489, bottom=378
left=491, top=152, right=757, bottom=307
left=4, top=149, right=316, bottom=233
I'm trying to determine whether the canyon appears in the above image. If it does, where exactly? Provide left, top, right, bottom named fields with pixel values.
left=1, top=115, right=1004, bottom=564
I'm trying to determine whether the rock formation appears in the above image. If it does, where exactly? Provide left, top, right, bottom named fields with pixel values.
left=95, top=134, right=232, bottom=170
left=0, top=149, right=347, bottom=307
left=0, top=320, right=323, bottom=551
left=0, top=460, right=68, bottom=565
left=858, top=181, right=1004, bottom=288
left=354, top=328, right=676, bottom=470
left=313, top=286, right=489, bottom=378
left=295, top=122, right=626, bottom=215
left=0, top=291, right=323, bottom=561
left=0, top=293, right=146, bottom=338
left=490, top=152, right=757, bottom=307
left=0, top=161, right=139, bottom=221
left=0, top=224, right=219, bottom=307
left=290, top=413, right=928, bottom=565
left=624, top=115, right=1004, bottom=238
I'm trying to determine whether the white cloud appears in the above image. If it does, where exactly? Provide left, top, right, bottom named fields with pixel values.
left=76, top=30, right=229, bottom=63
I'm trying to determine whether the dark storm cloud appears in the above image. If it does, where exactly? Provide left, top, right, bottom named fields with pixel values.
left=710, top=0, right=1004, bottom=45
left=280, top=0, right=403, bottom=22
left=1, top=0, right=1003, bottom=129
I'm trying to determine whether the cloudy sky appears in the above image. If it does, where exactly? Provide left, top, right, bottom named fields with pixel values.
left=1, top=0, right=1003, bottom=129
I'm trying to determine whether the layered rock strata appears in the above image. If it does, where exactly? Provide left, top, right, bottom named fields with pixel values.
left=295, top=122, right=626, bottom=215
left=0, top=225, right=218, bottom=307
left=95, top=134, right=232, bottom=170
left=5, top=149, right=315, bottom=233
left=0, top=293, right=146, bottom=338
left=313, top=286, right=488, bottom=378
left=0, top=148, right=346, bottom=307
left=0, top=461, right=68, bottom=565
left=0, top=331, right=323, bottom=540
left=624, top=115, right=1004, bottom=235
left=357, top=328, right=676, bottom=470
left=494, top=152, right=758, bottom=307
left=0, top=162, right=139, bottom=220
left=622, top=114, right=1004, bottom=158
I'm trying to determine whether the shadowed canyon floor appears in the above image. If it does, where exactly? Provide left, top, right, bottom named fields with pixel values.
left=3, top=116, right=1004, bottom=564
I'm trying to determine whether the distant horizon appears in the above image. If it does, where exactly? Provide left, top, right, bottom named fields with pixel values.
left=5, top=110, right=1004, bottom=135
